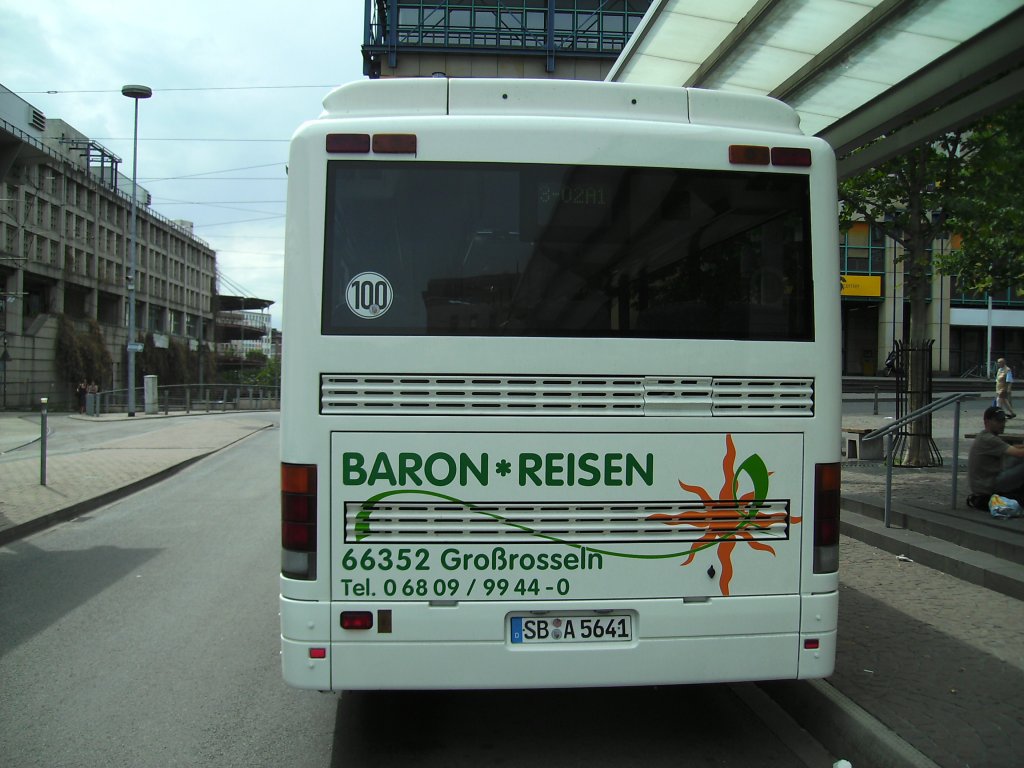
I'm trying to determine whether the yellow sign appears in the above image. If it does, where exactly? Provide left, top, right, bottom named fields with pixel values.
left=840, top=274, right=882, bottom=297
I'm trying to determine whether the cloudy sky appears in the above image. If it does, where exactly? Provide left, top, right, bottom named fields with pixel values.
left=0, top=0, right=366, bottom=329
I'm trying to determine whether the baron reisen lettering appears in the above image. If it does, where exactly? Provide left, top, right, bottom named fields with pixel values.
left=341, top=451, right=488, bottom=486
left=340, top=451, right=655, bottom=487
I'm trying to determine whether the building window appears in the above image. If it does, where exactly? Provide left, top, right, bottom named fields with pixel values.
left=950, top=279, right=1024, bottom=308
left=840, top=222, right=886, bottom=275
left=386, top=1, right=648, bottom=54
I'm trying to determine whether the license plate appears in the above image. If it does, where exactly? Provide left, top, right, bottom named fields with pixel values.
left=510, top=615, right=632, bottom=644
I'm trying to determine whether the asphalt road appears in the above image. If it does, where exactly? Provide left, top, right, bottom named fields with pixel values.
left=0, top=424, right=828, bottom=768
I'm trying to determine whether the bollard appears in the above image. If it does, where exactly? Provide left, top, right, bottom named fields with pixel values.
left=873, top=386, right=879, bottom=416
left=39, top=397, right=48, bottom=486
left=952, top=403, right=962, bottom=508
left=884, top=432, right=893, bottom=528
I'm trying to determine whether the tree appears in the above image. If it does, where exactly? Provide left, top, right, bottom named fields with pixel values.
left=840, top=135, right=970, bottom=466
left=252, top=355, right=280, bottom=387
left=840, top=133, right=969, bottom=345
left=937, top=101, right=1024, bottom=293
left=839, top=99, right=1024, bottom=465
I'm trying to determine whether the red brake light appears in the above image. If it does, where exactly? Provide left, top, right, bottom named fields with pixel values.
left=282, top=492, right=314, bottom=522
left=282, top=521, right=315, bottom=551
left=282, top=463, right=317, bottom=578
left=813, top=462, right=840, bottom=573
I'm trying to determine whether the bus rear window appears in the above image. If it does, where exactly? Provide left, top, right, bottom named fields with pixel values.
left=321, top=162, right=813, bottom=340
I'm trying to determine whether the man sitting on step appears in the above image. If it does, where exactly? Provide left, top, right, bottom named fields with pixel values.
left=967, top=406, right=1024, bottom=507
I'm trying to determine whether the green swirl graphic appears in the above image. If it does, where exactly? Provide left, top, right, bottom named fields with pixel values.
left=356, top=475, right=781, bottom=562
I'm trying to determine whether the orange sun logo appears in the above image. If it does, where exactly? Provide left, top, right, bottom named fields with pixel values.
left=647, top=434, right=798, bottom=595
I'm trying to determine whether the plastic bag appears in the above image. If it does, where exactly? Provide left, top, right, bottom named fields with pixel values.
left=989, top=494, right=1024, bottom=518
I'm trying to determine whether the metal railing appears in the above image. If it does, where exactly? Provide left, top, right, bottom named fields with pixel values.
left=89, top=384, right=280, bottom=416
left=861, top=391, right=981, bottom=527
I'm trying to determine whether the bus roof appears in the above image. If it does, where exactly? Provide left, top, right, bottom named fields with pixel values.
left=319, top=78, right=804, bottom=135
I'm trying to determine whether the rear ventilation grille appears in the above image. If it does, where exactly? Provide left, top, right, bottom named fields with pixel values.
left=346, top=499, right=792, bottom=544
left=321, top=374, right=812, bottom=416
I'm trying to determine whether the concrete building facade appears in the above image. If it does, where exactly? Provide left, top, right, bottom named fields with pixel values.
left=1, top=85, right=217, bottom=409
left=362, top=1, right=652, bottom=80
left=840, top=222, right=1024, bottom=378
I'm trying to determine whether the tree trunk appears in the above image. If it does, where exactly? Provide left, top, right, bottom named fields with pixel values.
left=900, top=236, right=937, bottom=466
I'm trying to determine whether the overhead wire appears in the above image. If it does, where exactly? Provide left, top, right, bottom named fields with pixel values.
left=141, top=163, right=283, bottom=182
left=17, top=85, right=336, bottom=94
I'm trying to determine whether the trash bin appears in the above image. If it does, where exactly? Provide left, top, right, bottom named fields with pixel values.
left=861, top=350, right=876, bottom=376
left=86, top=392, right=99, bottom=417
left=144, top=375, right=158, bottom=415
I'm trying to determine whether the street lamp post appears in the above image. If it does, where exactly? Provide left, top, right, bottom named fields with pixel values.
left=122, top=84, right=152, bottom=417
left=1, top=332, right=9, bottom=410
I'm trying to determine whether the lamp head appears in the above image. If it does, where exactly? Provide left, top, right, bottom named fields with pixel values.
left=121, top=84, right=153, bottom=100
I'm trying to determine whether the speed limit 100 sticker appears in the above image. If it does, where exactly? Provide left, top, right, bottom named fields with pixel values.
left=346, top=272, right=393, bottom=319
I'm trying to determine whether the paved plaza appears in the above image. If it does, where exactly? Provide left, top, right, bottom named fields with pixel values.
left=1, top=401, right=1022, bottom=767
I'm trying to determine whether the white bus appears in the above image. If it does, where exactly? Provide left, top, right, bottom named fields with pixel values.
left=280, top=77, right=840, bottom=691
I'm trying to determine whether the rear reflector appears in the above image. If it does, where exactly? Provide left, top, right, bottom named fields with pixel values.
left=372, top=133, right=417, bottom=154
left=341, top=611, right=374, bottom=630
left=326, top=133, right=370, bottom=153
left=309, top=648, right=327, bottom=659
left=813, top=462, right=840, bottom=573
left=282, top=463, right=317, bottom=579
left=804, top=638, right=820, bottom=650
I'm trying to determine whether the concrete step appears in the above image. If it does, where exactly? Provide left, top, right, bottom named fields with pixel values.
left=840, top=507, right=1024, bottom=601
left=841, top=492, right=1024, bottom=566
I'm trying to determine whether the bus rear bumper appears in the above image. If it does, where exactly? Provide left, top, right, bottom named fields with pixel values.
left=281, top=593, right=836, bottom=690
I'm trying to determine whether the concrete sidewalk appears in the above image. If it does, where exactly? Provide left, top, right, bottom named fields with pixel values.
left=785, top=459, right=1024, bottom=768
left=1, top=408, right=1022, bottom=768
left=0, top=410, right=274, bottom=545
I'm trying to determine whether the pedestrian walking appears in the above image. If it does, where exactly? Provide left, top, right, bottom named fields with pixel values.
left=75, top=380, right=87, bottom=414
left=1005, top=361, right=1016, bottom=417
left=995, top=358, right=1016, bottom=418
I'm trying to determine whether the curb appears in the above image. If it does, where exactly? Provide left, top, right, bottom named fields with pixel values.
left=0, top=453, right=212, bottom=547
left=0, top=422, right=275, bottom=547
left=759, top=680, right=941, bottom=768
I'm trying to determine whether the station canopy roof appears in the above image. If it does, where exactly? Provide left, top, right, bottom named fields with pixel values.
left=608, top=0, right=1024, bottom=178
